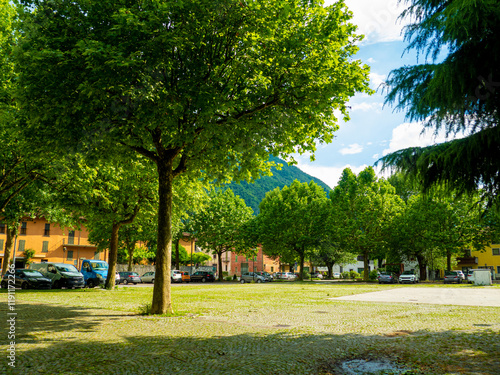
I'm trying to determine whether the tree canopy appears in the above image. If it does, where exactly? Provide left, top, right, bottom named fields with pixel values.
left=15, top=0, right=371, bottom=314
left=330, top=167, right=403, bottom=281
left=257, top=180, right=328, bottom=280
left=379, top=0, right=500, bottom=205
left=189, top=189, right=253, bottom=281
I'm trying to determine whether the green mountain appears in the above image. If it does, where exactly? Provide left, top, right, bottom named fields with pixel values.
left=225, top=156, right=331, bottom=214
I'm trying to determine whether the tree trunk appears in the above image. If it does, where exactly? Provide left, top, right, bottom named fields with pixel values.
left=127, top=241, right=136, bottom=271
left=326, top=263, right=333, bottom=279
left=218, top=249, right=224, bottom=281
left=151, top=159, right=174, bottom=315
left=105, top=223, right=120, bottom=289
left=416, top=254, right=427, bottom=281
left=1, top=226, right=15, bottom=276
left=363, top=250, right=369, bottom=281
left=446, top=250, right=452, bottom=271
left=175, top=240, right=180, bottom=271
left=298, top=248, right=305, bottom=281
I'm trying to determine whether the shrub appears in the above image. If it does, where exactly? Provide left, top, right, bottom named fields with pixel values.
left=224, top=276, right=232, bottom=281
left=369, top=269, right=379, bottom=281
left=349, top=270, right=360, bottom=280
left=341, top=271, right=350, bottom=279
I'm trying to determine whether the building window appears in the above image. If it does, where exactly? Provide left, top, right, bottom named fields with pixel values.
left=0, top=223, right=5, bottom=234
left=20, top=222, right=27, bottom=235
left=492, top=248, right=500, bottom=256
left=271, top=266, right=274, bottom=273
left=0, top=239, right=4, bottom=250
left=42, top=241, right=49, bottom=253
left=225, top=265, right=227, bottom=271
left=18, top=240, right=25, bottom=252
left=464, top=249, right=472, bottom=257
left=44, top=223, right=50, bottom=236
left=357, top=255, right=364, bottom=261
left=67, top=250, right=74, bottom=261
left=235, top=255, right=238, bottom=262
left=68, top=230, right=75, bottom=245
left=94, top=251, right=100, bottom=260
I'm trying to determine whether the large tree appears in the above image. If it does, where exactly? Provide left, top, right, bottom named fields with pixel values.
left=379, top=0, right=500, bottom=205
left=330, top=167, right=403, bottom=281
left=15, top=0, right=371, bottom=314
left=189, top=189, right=253, bottom=281
left=257, top=180, right=328, bottom=280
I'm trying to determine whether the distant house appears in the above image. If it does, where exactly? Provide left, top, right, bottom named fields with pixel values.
left=0, top=217, right=103, bottom=270
left=456, top=244, right=500, bottom=280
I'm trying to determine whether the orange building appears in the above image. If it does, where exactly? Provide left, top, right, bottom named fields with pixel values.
left=0, top=217, right=103, bottom=270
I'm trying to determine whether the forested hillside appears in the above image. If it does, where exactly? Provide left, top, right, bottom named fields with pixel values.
left=224, top=156, right=331, bottom=214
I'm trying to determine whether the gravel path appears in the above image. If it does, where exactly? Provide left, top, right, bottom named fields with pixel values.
left=330, top=287, right=500, bottom=306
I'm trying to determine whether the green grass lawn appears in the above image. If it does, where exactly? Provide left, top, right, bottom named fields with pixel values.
left=1, top=282, right=499, bottom=374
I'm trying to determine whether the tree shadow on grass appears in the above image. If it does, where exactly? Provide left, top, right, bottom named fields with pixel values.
left=3, top=303, right=499, bottom=375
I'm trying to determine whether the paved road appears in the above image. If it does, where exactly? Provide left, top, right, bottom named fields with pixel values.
left=331, top=287, right=500, bottom=307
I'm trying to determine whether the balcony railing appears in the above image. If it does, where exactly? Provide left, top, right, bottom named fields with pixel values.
left=457, top=256, right=478, bottom=265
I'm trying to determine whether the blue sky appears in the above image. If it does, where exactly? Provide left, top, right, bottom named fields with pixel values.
left=292, top=0, right=455, bottom=189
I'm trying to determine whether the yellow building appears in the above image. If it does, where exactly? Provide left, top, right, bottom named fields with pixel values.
left=456, top=244, right=500, bottom=279
left=0, top=217, right=103, bottom=270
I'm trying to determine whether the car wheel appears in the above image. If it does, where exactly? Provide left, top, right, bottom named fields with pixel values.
left=458, top=279, right=462, bottom=284
left=378, top=281, right=381, bottom=284
left=240, top=279, right=245, bottom=284
left=257, top=279, right=262, bottom=283
left=151, top=279, right=154, bottom=284
left=87, top=279, right=94, bottom=288
left=21, top=282, right=29, bottom=290
left=123, top=279, right=129, bottom=285
left=201, top=277, right=206, bottom=283
left=54, top=280, right=62, bottom=289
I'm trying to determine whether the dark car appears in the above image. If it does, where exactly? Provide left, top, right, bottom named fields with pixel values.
left=444, top=271, right=463, bottom=284
left=190, top=271, right=215, bottom=283
left=1, top=269, right=52, bottom=290
left=378, top=272, right=398, bottom=284
left=118, top=272, right=141, bottom=285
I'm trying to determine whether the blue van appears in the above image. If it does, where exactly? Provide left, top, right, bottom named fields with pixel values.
left=80, top=260, right=109, bottom=288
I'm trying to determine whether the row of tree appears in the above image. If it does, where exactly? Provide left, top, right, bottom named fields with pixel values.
left=187, top=167, right=498, bottom=282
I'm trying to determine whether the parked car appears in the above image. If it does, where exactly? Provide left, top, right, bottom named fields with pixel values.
left=456, top=270, right=465, bottom=281
left=141, top=271, right=155, bottom=283
left=118, top=272, right=141, bottom=285
left=1, top=269, right=52, bottom=290
left=240, top=272, right=266, bottom=283
left=378, top=272, right=398, bottom=284
left=444, top=271, right=463, bottom=284
left=254, top=271, right=273, bottom=282
left=190, top=271, right=215, bottom=282
left=333, top=272, right=341, bottom=279
left=275, top=272, right=296, bottom=280
left=31, top=262, right=85, bottom=289
left=115, top=272, right=120, bottom=285
left=181, top=272, right=190, bottom=283
left=399, top=270, right=419, bottom=284
left=171, top=270, right=183, bottom=283
left=310, top=272, right=323, bottom=279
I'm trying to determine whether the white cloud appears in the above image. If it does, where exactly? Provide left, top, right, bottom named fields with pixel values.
left=382, top=122, right=467, bottom=156
left=341, top=0, right=408, bottom=44
left=340, top=143, right=363, bottom=155
left=367, top=57, right=376, bottom=63
left=350, top=102, right=383, bottom=112
left=369, top=72, right=387, bottom=90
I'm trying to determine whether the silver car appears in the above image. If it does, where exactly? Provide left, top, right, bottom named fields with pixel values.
left=240, top=272, right=266, bottom=283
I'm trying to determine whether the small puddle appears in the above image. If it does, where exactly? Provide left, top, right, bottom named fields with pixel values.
left=341, top=359, right=409, bottom=374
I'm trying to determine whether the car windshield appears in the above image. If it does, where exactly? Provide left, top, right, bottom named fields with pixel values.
left=401, top=271, right=413, bottom=275
left=23, top=270, right=44, bottom=277
left=90, top=262, right=108, bottom=270
left=56, top=265, right=79, bottom=273
left=380, top=272, right=391, bottom=276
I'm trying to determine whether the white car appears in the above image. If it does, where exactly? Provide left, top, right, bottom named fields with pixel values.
left=399, top=270, right=419, bottom=284
left=171, top=270, right=182, bottom=283
left=333, top=272, right=341, bottom=279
